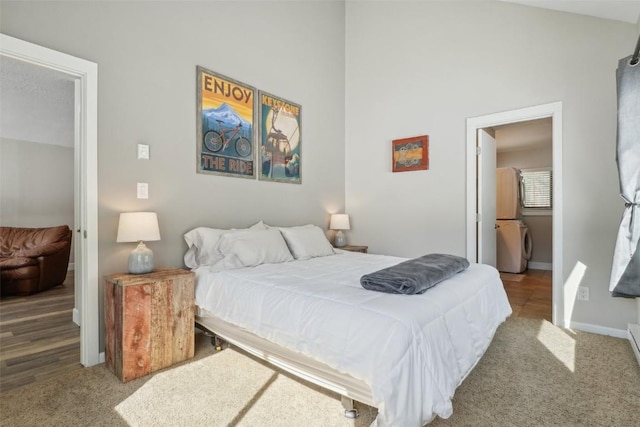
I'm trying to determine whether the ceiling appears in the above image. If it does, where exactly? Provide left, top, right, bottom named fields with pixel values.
left=0, top=55, right=75, bottom=147
left=0, top=1, right=637, bottom=148
left=502, top=0, right=640, bottom=24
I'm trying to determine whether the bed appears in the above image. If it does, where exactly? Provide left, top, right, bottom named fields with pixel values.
left=186, top=223, right=512, bottom=427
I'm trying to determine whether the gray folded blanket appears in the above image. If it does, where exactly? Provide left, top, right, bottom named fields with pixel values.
left=360, top=253, right=470, bottom=295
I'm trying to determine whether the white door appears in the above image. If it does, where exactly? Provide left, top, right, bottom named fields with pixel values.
left=478, top=129, right=497, bottom=266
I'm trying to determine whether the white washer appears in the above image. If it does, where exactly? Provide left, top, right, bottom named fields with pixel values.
left=496, top=220, right=532, bottom=273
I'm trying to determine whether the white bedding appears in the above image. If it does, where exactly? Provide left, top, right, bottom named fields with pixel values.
left=194, top=251, right=512, bottom=427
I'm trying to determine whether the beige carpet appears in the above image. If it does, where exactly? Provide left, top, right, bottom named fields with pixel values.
left=1, top=318, right=638, bottom=426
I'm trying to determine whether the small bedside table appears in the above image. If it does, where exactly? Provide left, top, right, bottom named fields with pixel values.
left=104, top=268, right=195, bottom=382
left=338, top=245, right=368, bottom=253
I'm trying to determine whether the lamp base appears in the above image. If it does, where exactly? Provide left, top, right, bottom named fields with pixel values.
left=129, top=241, right=154, bottom=274
left=334, top=230, right=347, bottom=247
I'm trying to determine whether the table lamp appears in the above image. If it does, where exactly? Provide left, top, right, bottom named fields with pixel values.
left=116, top=212, right=161, bottom=274
left=330, top=214, right=350, bottom=247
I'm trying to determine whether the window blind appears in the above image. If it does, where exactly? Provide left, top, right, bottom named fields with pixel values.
left=521, top=169, right=552, bottom=208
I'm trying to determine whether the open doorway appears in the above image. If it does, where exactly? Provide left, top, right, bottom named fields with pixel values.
left=0, top=56, right=79, bottom=391
left=466, top=102, right=564, bottom=327
left=493, top=118, right=553, bottom=321
left=0, top=34, right=100, bottom=368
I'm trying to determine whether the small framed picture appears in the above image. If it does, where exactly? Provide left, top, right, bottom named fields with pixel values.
left=392, top=135, right=429, bottom=172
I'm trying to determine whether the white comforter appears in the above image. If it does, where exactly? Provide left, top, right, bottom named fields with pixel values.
left=195, top=251, right=511, bottom=427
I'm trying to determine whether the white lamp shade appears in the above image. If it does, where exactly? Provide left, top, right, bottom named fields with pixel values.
left=330, top=214, right=350, bottom=230
left=116, top=212, right=161, bottom=243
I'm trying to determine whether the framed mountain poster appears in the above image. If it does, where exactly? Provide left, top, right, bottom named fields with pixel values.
left=196, top=66, right=256, bottom=178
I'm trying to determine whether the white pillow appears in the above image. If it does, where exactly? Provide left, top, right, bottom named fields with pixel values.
left=183, top=221, right=267, bottom=268
left=279, top=225, right=336, bottom=260
left=183, top=227, right=226, bottom=268
left=216, top=228, right=294, bottom=267
left=183, top=245, right=200, bottom=269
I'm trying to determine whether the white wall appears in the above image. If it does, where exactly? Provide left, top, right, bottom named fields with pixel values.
left=2, top=1, right=637, bottom=334
left=497, top=146, right=552, bottom=170
left=1, top=0, right=345, bottom=273
left=1, top=1, right=345, bottom=348
left=345, top=1, right=637, bottom=330
left=0, top=138, right=74, bottom=236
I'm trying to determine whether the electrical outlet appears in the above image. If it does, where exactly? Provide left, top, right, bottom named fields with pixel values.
left=577, top=286, right=589, bottom=301
left=137, top=182, right=149, bottom=199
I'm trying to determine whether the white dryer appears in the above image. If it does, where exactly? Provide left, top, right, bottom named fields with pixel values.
left=496, top=220, right=532, bottom=273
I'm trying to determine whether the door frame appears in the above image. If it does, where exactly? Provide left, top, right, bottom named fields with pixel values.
left=466, top=102, right=563, bottom=326
left=1, top=34, right=100, bottom=366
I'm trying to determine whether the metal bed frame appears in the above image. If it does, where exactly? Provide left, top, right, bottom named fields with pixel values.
left=195, top=313, right=376, bottom=418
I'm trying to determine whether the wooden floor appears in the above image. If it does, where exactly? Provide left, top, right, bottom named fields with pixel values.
left=500, top=269, right=552, bottom=322
left=0, top=272, right=81, bottom=394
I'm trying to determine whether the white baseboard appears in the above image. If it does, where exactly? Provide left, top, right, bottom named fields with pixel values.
left=629, top=323, right=640, bottom=366
left=566, top=321, right=627, bottom=339
left=528, top=261, right=552, bottom=270
left=73, top=308, right=80, bottom=326
left=99, top=352, right=106, bottom=364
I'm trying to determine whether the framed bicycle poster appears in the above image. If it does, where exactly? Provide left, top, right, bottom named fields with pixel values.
left=258, top=91, right=301, bottom=184
left=196, top=66, right=256, bottom=178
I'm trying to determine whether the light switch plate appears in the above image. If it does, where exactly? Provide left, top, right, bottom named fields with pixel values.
left=137, top=182, right=149, bottom=199
left=137, top=144, right=150, bottom=160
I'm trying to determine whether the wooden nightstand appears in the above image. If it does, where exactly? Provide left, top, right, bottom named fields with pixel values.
left=338, top=245, right=368, bottom=253
left=104, top=268, right=195, bottom=382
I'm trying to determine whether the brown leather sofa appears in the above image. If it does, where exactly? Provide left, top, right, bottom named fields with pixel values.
left=0, top=225, right=72, bottom=297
